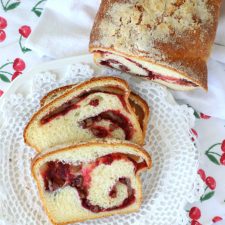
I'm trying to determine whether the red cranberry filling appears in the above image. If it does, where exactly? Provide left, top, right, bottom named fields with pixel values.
left=89, top=99, right=99, bottom=107
left=97, top=51, right=198, bottom=87
left=90, top=126, right=109, bottom=138
left=100, top=59, right=130, bottom=72
left=41, top=153, right=147, bottom=213
left=147, top=72, right=198, bottom=87
left=80, top=110, right=134, bottom=140
left=40, top=90, right=128, bottom=125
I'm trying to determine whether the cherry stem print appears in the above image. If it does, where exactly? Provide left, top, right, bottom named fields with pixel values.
left=19, top=35, right=31, bottom=53
left=0, top=62, right=13, bottom=70
left=0, top=70, right=12, bottom=75
left=200, top=188, right=215, bottom=202
left=0, top=0, right=20, bottom=11
left=0, top=62, right=13, bottom=82
left=198, top=169, right=216, bottom=202
left=0, top=59, right=25, bottom=83
left=200, top=178, right=216, bottom=202
left=31, top=0, right=46, bottom=17
left=205, top=142, right=224, bottom=165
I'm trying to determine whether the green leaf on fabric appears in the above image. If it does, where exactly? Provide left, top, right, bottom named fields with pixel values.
left=5, top=2, right=20, bottom=11
left=200, top=191, right=215, bottom=202
left=33, top=9, right=42, bottom=17
left=22, top=47, right=32, bottom=53
left=193, top=110, right=200, bottom=119
left=206, top=152, right=220, bottom=165
left=187, top=104, right=200, bottom=119
left=0, top=74, right=10, bottom=82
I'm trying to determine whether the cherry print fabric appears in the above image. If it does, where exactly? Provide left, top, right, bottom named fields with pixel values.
left=0, top=1, right=225, bottom=225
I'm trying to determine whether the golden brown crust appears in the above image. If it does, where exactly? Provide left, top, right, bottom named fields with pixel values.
left=129, top=92, right=149, bottom=139
left=32, top=141, right=150, bottom=225
left=40, top=84, right=75, bottom=107
left=89, top=0, right=222, bottom=90
left=24, top=76, right=144, bottom=152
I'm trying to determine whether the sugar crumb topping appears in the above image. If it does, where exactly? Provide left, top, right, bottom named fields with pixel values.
left=97, top=0, right=213, bottom=60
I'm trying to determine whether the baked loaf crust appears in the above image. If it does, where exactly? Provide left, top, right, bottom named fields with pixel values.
left=40, top=84, right=150, bottom=140
left=24, top=77, right=145, bottom=152
left=31, top=140, right=152, bottom=225
left=89, top=0, right=222, bottom=90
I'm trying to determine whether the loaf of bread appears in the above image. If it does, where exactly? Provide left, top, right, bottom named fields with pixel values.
left=24, top=77, right=146, bottom=152
left=31, top=140, right=152, bottom=225
left=40, top=84, right=149, bottom=140
left=89, top=0, right=222, bottom=90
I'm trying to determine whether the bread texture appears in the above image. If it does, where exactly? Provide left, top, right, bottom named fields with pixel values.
left=32, top=140, right=152, bottom=225
left=24, top=77, right=145, bottom=152
left=40, top=84, right=150, bottom=139
left=89, top=0, right=222, bottom=90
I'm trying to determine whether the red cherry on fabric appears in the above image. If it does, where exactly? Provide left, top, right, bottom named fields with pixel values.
left=19, top=25, right=31, bottom=38
left=13, top=58, right=25, bottom=72
left=191, top=220, right=202, bottom=225
left=0, top=17, right=7, bottom=29
left=212, top=216, right=223, bottom=223
left=221, top=140, right=225, bottom=152
left=189, top=207, right=201, bottom=220
left=0, top=30, right=6, bottom=42
left=197, top=169, right=206, bottom=181
left=200, top=113, right=211, bottom=119
left=220, top=153, right=225, bottom=166
left=205, top=176, right=216, bottom=190
left=0, top=89, right=4, bottom=96
left=11, top=71, right=22, bottom=81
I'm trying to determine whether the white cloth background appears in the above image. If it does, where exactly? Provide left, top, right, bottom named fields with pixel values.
left=0, top=1, right=225, bottom=225
left=26, top=0, right=225, bottom=119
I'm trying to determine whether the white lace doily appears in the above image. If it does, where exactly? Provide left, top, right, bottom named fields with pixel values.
left=0, top=63, right=204, bottom=225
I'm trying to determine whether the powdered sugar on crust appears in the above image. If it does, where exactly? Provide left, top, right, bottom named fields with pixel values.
left=96, top=0, right=213, bottom=57
left=90, top=0, right=221, bottom=88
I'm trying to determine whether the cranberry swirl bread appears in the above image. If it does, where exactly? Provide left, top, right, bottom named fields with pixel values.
left=40, top=84, right=149, bottom=141
left=24, top=77, right=147, bottom=152
left=31, top=140, right=152, bottom=225
left=89, top=0, right=222, bottom=90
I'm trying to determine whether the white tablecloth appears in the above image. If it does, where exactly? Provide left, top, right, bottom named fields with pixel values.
left=0, top=1, right=224, bottom=224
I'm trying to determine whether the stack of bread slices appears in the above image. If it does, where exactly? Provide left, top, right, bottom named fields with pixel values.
left=24, top=76, right=152, bottom=225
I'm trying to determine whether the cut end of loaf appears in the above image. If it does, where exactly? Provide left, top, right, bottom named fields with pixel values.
left=91, top=49, right=208, bottom=91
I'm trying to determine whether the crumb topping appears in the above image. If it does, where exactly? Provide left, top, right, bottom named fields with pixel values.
left=90, top=0, right=220, bottom=86
left=95, top=0, right=214, bottom=59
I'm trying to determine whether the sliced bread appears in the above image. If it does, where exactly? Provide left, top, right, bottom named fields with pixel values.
left=24, top=77, right=145, bottom=152
left=40, top=84, right=150, bottom=139
left=32, top=139, right=152, bottom=225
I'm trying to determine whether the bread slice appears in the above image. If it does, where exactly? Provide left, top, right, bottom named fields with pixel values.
left=24, top=77, right=145, bottom=152
left=89, top=0, right=222, bottom=90
left=32, top=140, right=152, bottom=225
left=40, top=84, right=149, bottom=139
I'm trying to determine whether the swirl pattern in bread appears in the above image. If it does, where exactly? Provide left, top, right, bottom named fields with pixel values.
left=31, top=140, right=152, bottom=225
